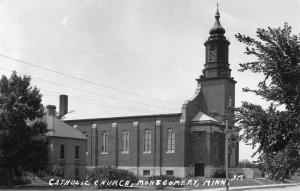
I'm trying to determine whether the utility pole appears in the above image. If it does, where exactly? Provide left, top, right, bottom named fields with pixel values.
left=225, top=117, right=229, bottom=191
left=211, top=97, right=232, bottom=191
left=225, top=97, right=232, bottom=191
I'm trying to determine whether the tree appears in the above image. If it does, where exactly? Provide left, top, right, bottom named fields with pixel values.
left=0, top=71, right=48, bottom=186
left=235, top=23, right=300, bottom=180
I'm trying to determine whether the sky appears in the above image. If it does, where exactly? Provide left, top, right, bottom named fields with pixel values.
left=0, top=0, right=299, bottom=162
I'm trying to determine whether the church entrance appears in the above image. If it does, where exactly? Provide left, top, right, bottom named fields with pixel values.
left=194, top=163, right=204, bottom=176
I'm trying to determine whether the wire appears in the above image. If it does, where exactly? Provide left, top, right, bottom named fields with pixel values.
left=42, top=90, right=170, bottom=113
left=41, top=88, right=177, bottom=112
left=35, top=78, right=178, bottom=110
left=44, top=92, right=159, bottom=117
left=0, top=66, right=179, bottom=113
left=0, top=54, right=178, bottom=105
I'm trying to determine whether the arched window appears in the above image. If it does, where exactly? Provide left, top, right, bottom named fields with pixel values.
left=167, top=128, right=175, bottom=153
left=122, top=130, right=129, bottom=153
left=101, top=131, right=108, bottom=153
left=144, top=129, right=151, bottom=153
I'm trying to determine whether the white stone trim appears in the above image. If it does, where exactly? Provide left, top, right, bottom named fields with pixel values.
left=117, top=166, right=139, bottom=175
left=180, top=118, right=186, bottom=124
left=190, top=125, right=224, bottom=133
left=155, top=120, right=161, bottom=126
left=166, top=150, right=175, bottom=154
left=118, top=166, right=188, bottom=177
left=133, top=121, right=139, bottom=127
left=86, top=166, right=221, bottom=178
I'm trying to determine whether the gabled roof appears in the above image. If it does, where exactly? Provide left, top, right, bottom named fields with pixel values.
left=44, top=115, right=86, bottom=140
left=191, top=111, right=218, bottom=122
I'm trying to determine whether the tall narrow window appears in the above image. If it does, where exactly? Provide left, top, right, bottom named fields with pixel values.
left=167, top=129, right=175, bottom=153
left=144, top=129, right=151, bottom=153
left=75, top=145, right=79, bottom=159
left=101, top=131, right=108, bottom=153
left=122, top=130, right=129, bottom=153
left=60, top=144, right=65, bottom=159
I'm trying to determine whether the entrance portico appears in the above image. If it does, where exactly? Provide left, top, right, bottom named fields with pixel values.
left=190, top=111, right=225, bottom=177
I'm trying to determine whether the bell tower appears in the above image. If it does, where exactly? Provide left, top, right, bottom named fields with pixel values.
left=202, top=7, right=231, bottom=80
left=197, top=7, right=236, bottom=118
left=196, top=7, right=238, bottom=167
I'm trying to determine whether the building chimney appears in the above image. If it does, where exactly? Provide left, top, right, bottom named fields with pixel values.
left=59, top=94, right=68, bottom=117
left=46, top=105, right=56, bottom=116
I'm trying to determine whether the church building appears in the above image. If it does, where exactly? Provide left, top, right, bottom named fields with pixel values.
left=62, top=8, right=239, bottom=178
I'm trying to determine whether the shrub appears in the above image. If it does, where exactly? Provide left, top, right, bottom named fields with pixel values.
left=173, top=177, right=184, bottom=188
left=212, top=169, right=226, bottom=178
left=42, top=166, right=64, bottom=178
left=0, top=168, right=31, bottom=186
left=148, top=175, right=182, bottom=188
left=86, top=167, right=138, bottom=189
left=12, top=176, right=31, bottom=185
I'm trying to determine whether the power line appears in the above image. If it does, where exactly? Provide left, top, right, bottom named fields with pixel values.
left=42, top=88, right=177, bottom=112
left=44, top=93, right=157, bottom=113
left=44, top=92, right=158, bottom=117
left=0, top=54, right=178, bottom=105
left=42, top=89, right=173, bottom=113
left=35, top=78, right=178, bottom=110
left=0, top=66, right=179, bottom=112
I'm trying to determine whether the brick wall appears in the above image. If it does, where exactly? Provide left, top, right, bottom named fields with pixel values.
left=65, top=114, right=185, bottom=174
left=48, top=137, right=86, bottom=179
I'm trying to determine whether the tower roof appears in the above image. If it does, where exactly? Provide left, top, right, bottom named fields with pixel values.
left=209, top=5, right=225, bottom=35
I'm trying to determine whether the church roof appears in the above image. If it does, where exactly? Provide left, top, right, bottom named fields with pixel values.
left=63, top=112, right=181, bottom=122
left=209, top=5, right=225, bottom=35
left=44, top=115, right=86, bottom=140
left=191, top=111, right=218, bottom=122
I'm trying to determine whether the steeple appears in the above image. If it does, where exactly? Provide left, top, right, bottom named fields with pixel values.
left=198, top=5, right=234, bottom=81
left=209, top=4, right=225, bottom=35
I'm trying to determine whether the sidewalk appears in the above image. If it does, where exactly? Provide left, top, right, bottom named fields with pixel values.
left=191, top=183, right=300, bottom=191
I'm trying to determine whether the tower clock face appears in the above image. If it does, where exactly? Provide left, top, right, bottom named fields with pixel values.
left=208, top=45, right=217, bottom=62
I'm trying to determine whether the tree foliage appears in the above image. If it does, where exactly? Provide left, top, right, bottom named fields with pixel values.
left=235, top=23, right=300, bottom=180
left=0, top=71, right=48, bottom=185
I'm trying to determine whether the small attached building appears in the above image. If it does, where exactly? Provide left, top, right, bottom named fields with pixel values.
left=44, top=105, right=87, bottom=179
